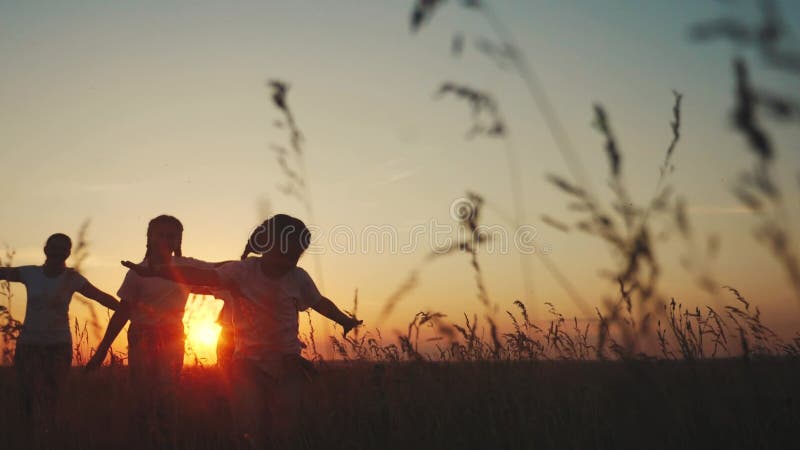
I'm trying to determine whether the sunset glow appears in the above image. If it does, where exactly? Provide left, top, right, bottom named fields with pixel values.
left=188, top=322, right=221, bottom=348
left=182, top=294, right=224, bottom=364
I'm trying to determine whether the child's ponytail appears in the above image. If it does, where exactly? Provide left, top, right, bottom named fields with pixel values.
left=240, top=241, right=256, bottom=261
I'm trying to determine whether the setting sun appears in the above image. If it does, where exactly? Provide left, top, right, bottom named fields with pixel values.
left=182, top=294, right=224, bottom=364
left=188, top=322, right=221, bottom=347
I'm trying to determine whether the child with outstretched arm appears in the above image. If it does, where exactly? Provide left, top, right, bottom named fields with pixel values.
left=86, top=214, right=232, bottom=447
left=121, top=214, right=360, bottom=449
left=0, top=233, right=120, bottom=443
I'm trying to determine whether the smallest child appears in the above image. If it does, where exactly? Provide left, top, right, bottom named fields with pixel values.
left=122, top=214, right=360, bottom=449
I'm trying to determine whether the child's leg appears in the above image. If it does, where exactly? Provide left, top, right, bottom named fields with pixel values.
left=129, top=327, right=184, bottom=448
left=40, top=343, right=72, bottom=434
left=14, top=344, right=70, bottom=446
left=230, top=356, right=313, bottom=449
left=230, top=358, right=276, bottom=449
left=128, top=329, right=161, bottom=446
left=271, top=355, right=313, bottom=438
left=153, top=333, right=184, bottom=447
left=268, top=379, right=302, bottom=447
left=13, top=345, right=36, bottom=434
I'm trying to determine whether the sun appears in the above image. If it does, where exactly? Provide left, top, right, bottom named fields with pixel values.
left=182, top=294, right=225, bottom=363
left=188, top=322, right=222, bottom=347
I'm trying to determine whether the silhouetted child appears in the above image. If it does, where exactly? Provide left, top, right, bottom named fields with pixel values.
left=86, top=214, right=222, bottom=447
left=0, top=233, right=120, bottom=444
left=121, top=214, right=361, bottom=449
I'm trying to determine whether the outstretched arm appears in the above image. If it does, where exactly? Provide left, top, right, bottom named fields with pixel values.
left=85, top=300, right=130, bottom=370
left=311, top=296, right=363, bottom=337
left=121, top=261, right=223, bottom=287
left=78, top=282, right=121, bottom=311
left=0, top=267, right=20, bottom=282
left=187, top=261, right=237, bottom=295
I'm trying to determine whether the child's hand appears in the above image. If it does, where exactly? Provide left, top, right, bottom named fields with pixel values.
left=343, top=317, right=363, bottom=337
left=121, top=260, right=155, bottom=277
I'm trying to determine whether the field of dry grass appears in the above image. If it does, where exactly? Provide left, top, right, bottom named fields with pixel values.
left=1, top=358, right=799, bottom=450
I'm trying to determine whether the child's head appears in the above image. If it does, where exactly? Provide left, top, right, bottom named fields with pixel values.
left=242, top=214, right=310, bottom=265
left=145, top=215, right=183, bottom=261
left=44, top=233, right=71, bottom=264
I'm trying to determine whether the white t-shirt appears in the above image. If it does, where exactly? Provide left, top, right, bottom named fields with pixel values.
left=117, top=256, right=215, bottom=330
left=216, top=258, right=322, bottom=359
left=17, top=265, right=88, bottom=345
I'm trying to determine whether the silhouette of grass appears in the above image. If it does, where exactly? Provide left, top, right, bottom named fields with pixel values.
left=19, top=291, right=792, bottom=449
left=70, top=219, right=107, bottom=351
left=692, top=0, right=800, bottom=307
left=267, top=79, right=329, bottom=357
left=0, top=247, right=22, bottom=365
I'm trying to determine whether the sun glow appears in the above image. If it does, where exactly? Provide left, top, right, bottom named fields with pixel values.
left=189, top=321, right=222, bottom=347
left=182, top=294, right=225, bottom=365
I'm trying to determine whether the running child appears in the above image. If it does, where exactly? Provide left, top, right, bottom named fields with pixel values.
left=120, top=214, right=361, bottom=449
left=85, top=214, right=223, bottom=446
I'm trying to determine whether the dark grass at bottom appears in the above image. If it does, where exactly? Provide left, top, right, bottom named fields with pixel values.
left=0, top=359, right=798, bottom=450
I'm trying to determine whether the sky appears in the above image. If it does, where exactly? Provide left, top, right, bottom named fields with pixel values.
left=1, top=0, right=800, bottom=357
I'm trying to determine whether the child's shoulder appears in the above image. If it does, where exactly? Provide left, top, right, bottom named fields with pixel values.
left=237, top=257, right=260, bottom=271
left=287, top=266, right=315, bottom=286
left=64, top=267, right=88, bottom=285
left=64, top=267, right=84, bottom=277
left=287, top=265, right=309, bottom=277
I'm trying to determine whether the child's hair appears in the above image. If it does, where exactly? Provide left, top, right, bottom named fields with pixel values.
left=45, top=233, right=72, bottom=247
left=240, top=214, right=310, bottom=262
left=144, top=214, right=183, bottom=260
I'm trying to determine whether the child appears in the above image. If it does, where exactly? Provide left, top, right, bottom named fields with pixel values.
left=121, top=214, right=361, bottom=449
left=86, top=214, right=222, bottom=446
left=0, top=233, right=120, bottom=441
left=214, top=238, right=294, bottom=373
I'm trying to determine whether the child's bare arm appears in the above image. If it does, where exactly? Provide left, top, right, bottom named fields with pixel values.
left=0, top=267, right=20, bottom=282
left=85, top=301, right=130, bottom=370
left=78, top=282, right=121, bottom=311
left=311, top=296, right=362, bottom=336
left=121, top=261, right=223, bottom=287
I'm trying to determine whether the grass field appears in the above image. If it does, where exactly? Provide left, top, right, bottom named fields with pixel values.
left=1, top=358, right=798, bottom=450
